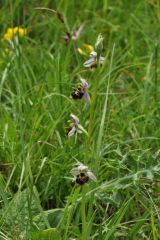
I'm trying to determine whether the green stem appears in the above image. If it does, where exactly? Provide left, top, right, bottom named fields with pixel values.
left=86, top=62, right=101, bottom=238
left=154, top=43, right=158, bottom=101
left=62, top=186, right=80, bottom=240
left=88, top=68, right=100, bottom=140
left=82, top=185, right=87, bottom=240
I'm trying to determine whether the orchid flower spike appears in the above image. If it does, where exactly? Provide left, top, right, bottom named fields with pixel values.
left=71, top=163, right=97, bottom=185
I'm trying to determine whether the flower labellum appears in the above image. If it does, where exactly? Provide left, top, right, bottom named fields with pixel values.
left=71, top=78, right=90, bottom=102
left=71, top=163, right=97, bottom=185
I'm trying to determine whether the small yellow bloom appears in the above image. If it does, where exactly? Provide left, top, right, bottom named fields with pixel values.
left=3, top=26, right=27, bottom=41
left=3, top=33, right=13, bottom=40
left=18, top=28, right=27, bottom=37
left=77, top=47, right=87, bottom=56
left=13, top=27, right=19, bottom=33
left=4, top=28, right=14, bottom=40
left=83, top=44, right=94, bottom=53
left=7, top=28, right=15, bottom=34
left=77, top=44, right=94, bottom=56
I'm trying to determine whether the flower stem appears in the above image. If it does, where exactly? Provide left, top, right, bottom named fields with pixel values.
left=82, top=185, right=87, bottom=240
left=88, top=69, right=100, bottom=139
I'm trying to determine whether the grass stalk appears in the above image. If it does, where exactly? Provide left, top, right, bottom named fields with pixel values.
left=96, top=43, right=115, bottom=168
left=154, top=43, right=158, bottom=101
left=81, top=185, right=87, bottom=240
left=88, top=69, right=100, bottom=139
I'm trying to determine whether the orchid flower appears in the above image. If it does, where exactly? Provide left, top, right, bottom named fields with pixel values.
left=71, top=163, right=97, bottom=185
left=67, top=114, right=88, bottom=137
left=80, top=78, right=90, bottom=102
left=83, top=51, right=104, bottom=68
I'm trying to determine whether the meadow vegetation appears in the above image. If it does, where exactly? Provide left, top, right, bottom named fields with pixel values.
left=0, top=0, right=160, bottom=239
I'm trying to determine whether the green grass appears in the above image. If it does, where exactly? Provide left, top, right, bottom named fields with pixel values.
left=0, top=0, right=160, bottom=239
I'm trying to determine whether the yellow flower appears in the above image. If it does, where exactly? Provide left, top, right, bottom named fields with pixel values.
left=77, top=43, right=94, bottom=56
left=83, top=44, right=94, bottom=53
left=18, top=28, right=27, bottom=37
left=3, top=26, right=27, bottom=40
left=3, top=33, right=13, bottom=40
left=4, top=28, right=14, bottom=40
left=13, top=27, right=19, bottom=33
left=77, top=47, right=86, bottom=56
